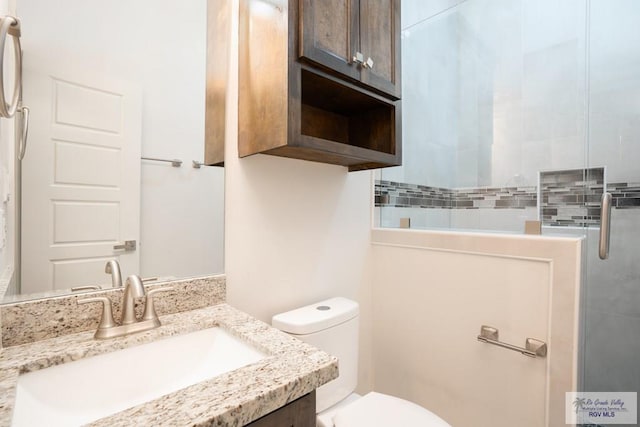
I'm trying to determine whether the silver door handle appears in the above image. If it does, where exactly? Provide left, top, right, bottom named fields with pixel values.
left=113, top=240, right=136, bottom=251
left=599, top=192, right=612, bottom=260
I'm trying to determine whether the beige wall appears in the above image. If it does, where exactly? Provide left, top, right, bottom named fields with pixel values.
left=223, top=0, right=374, bottom=393
left=222, top=1, right=583, bottom=421
left=0, top=0, right=17, bottom=295
left=371, top=229, right=582, bottom=426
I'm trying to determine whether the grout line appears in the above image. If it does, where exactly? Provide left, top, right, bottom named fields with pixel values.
left=402, top=0, right=471, bottom=32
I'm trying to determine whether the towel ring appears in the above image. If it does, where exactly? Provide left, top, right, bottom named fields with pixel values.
left=0, top=15, right=22, bottom=118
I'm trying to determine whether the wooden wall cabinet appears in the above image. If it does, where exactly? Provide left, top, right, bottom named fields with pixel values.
left=204, top=0, right=230, bottom=166
left=237, top=0, right=402, bottom=171
left=300, top=0, right=401, bottom=99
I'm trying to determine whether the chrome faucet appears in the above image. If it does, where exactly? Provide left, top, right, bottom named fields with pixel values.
left=121, top=275, right=145, bottom=325
left=77, top=274, right=172, bottom=339
left=105, top=260, right=123, bottom=288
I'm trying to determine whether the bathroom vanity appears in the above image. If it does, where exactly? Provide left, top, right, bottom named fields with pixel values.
left=0, top=276, right=337, bottom=426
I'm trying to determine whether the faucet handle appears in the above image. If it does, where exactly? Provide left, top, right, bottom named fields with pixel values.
left=77, top=296, right=117, bottom=334
left=142, top=287, right=173, bottom=323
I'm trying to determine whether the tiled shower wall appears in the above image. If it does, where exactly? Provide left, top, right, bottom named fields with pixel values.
left=540, top=168, right=604, bottom=227
left=377, top=167, right=640, bottom=228
left=375, top=182, right=537, bottom=210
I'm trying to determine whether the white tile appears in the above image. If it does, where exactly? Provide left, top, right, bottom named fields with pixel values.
left=401, top=0, right=466, bottom=30
left=551, top=137, right=585, bottom=171
left=522, top=0, right=586, bottom=54
left=521, top=140, right=552, bottom=184
left=583, top=311, right=640, bottom=397
left=584, top=211, right=640, bottom=319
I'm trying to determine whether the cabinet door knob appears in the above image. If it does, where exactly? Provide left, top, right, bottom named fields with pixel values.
left=352, top=51, right=364, bottom=65
left=363, top=57, right=374, bottom=69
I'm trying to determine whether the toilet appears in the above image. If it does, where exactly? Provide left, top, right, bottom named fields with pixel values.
left=272, top=297, right=451, bottom=427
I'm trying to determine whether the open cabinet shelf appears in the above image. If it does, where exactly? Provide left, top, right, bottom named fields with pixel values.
left=232, top=0, right=402, bottom=171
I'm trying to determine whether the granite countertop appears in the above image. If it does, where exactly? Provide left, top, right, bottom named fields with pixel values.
left=0, top=303, right=338, bottom=426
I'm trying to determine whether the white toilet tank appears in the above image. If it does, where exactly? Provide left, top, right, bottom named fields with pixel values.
left=272, top=297, right=359, bottom=413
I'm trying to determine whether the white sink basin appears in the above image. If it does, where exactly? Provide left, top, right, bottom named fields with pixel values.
left=12, top=327, right=267, bottom=426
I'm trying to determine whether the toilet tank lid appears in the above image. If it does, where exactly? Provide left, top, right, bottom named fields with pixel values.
left=272, top=297, right=359, bottom=335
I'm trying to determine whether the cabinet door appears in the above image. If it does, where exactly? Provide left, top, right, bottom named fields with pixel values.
left=359, top=0, right=401, bottom=98
left=299, top=0, right=360, bottom=82
left=245, top=392, right=315, bottom=426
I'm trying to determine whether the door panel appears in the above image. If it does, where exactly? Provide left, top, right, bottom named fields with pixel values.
left=372, top=243, right=556, bottom=427
left=54, top=141, right=121, bottom=187
left=299, top=0, right=360, bottom=82
left=52, top=257, right=119, bottom=289
left=582, top=0, right=640, bottom=414
left=54, top=79, right=123, bottom=133
left=21, top=66, right=141, bottom=293
left=52, top=202, right=120, bottom=243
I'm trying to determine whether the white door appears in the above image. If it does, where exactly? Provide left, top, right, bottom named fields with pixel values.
left=21, top=65, right=142, bottom=294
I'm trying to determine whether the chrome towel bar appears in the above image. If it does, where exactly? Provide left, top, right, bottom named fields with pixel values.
left=141, top=156, right=182, bottom=167
left=193, top=160, right=219, bottom=168
left=141, top=157, right=213, bottom=168
left=477, top=325, right=547, bottom=358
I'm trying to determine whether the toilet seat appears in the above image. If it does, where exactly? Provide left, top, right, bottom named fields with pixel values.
left=331, top=392, right=451, bottom=427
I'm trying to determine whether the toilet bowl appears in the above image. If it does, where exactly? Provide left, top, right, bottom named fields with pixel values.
left=272, top=297, right=451, bottom=427
left=316, top=392, right=450, bottom=427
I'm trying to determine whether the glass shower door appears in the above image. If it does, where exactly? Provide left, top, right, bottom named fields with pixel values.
left=381, top=0, right=638, bottom=422
left=581, top=1, right=640, bottom=423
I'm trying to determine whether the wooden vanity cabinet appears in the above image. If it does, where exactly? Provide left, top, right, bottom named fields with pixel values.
left=236, top=0, right=402, bottom=171
left=245, top=391, right=315, bottom=427
left=299, top=0, right=401, bottom=99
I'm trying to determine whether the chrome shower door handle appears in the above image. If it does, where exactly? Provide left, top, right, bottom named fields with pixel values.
left=599, top=192, right=612, bottom=260
left=113, top=240, right=137, bottom=251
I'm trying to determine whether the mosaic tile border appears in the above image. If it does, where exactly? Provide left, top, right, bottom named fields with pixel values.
left=376, top=168, right=640, bottom=228
left=610, top=182, right=640, bottom=208
left=375, top=181, right=537, bottom=210
left=540, top=168, right=604, bottom=227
